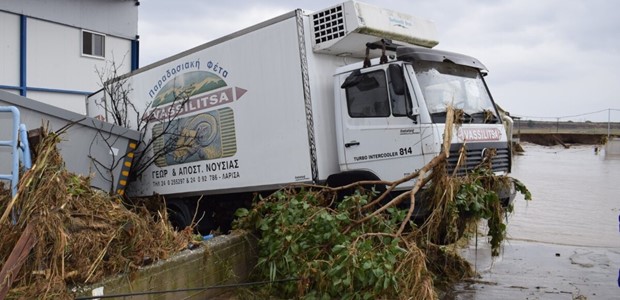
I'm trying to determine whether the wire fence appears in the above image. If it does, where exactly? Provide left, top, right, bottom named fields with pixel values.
left=510, top=108, right=620, bottom=140
left=513, top=108, right=620, bottom=123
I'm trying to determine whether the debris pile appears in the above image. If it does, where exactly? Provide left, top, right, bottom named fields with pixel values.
left=233, top=108, right=531, bottom=299
left=233, top=162, right=524, bottom=299
left=0, top=130, right=193, bottom=299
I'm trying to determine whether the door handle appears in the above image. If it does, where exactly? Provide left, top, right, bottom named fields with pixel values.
left=345, top=141, right=360, bottom=148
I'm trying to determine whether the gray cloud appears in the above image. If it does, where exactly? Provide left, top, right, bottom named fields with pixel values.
left=138, top=0, right=620, bottom=121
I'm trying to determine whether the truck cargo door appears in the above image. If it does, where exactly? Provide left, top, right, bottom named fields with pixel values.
left=338, top=65, right=424, bottom=185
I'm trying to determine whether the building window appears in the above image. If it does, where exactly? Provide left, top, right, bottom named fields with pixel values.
left=82, top=30, right=105, bottom=58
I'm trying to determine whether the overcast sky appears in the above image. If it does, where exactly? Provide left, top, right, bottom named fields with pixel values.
left=138, top=0, right=619, bottom=122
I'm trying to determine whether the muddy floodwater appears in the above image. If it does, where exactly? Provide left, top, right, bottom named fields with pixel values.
left=449, top=144, right=620, bottom=299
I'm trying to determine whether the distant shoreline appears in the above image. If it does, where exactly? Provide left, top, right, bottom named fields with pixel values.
left=512, top=119, right=620, bottom=135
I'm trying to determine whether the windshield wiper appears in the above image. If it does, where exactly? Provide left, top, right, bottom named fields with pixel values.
left=430, top=111, right=474, bottom=123
left=461, top=112, right=473, bottom=123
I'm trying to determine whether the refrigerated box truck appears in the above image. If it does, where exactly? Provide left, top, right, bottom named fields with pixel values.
left=88, top=1, right=514, bottom=229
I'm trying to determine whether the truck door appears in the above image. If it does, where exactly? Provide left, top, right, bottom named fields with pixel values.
left=338, top=63, right=425, bottom=185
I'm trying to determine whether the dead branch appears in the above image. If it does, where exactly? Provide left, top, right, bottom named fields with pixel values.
left=355, top=153, right=446, bottom=225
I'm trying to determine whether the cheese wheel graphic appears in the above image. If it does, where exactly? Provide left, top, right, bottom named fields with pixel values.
left=152, top=107, right=236, bottom=167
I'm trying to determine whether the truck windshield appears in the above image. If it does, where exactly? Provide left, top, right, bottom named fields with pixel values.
left=412, top=60, right=498, bottom=123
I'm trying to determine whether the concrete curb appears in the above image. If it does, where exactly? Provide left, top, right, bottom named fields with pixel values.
left=74, top=231, right=257, bottom=299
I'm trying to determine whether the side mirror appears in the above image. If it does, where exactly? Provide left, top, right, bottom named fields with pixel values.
left=408, top=106, right=420, bottom=124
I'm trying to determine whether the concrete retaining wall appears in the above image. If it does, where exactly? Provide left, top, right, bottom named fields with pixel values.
left=75, top=231, right=257, bottom=299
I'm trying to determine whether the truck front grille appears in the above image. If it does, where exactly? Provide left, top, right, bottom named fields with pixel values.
left=446, top=142, right=511, bottom=176
left=311, top=4, right=346, bottom=45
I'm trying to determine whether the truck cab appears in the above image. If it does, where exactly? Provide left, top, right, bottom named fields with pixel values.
left=334, top=45, right=512, bottom=197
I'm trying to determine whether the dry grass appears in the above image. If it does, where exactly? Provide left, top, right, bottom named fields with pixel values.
left=0, top=129, right=193, bottom=299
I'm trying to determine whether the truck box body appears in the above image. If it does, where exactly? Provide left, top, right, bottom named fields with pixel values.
left=89, top=12, right=329, bottom=197
left=87, top=1, right=511, bottom=208
left=0, top=90, right=140, bottom=195
left=88, top=3, right=440, bottom=198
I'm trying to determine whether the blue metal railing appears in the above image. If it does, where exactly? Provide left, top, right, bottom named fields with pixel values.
left=19, top=124, right=32, bottom=169
left=0, top=106, right=31, bottom=198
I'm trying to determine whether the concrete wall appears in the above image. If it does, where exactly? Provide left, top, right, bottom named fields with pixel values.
left=75, top=232, right=258, bottom=300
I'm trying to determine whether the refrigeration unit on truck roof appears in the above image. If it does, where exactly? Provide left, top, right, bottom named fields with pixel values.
left=310, top=1, right=439, bottom=57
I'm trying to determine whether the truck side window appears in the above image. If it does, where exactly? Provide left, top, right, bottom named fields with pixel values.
left=388, top=64, right=410, bottom=117
left=344, top=70, right=390, bottom=118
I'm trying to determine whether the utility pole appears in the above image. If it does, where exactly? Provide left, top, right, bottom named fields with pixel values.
left=608, top=108, right=611, bottom=141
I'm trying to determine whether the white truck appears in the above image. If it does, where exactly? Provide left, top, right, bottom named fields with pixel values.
left=88, top=1, right=513, bottom=231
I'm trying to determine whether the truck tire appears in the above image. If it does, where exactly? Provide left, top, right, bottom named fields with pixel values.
left=326, top=170, right=389, bottom=203
left=167, top=201, right=193, bottom=231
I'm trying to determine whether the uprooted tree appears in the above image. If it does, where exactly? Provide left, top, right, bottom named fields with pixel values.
left=233, top=108, right=531, bottom=299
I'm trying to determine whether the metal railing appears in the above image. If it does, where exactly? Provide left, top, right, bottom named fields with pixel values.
left=0, top=106, right=32, bottom=197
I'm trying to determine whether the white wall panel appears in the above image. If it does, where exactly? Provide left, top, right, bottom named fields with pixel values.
left=0, top=0, right=137, bottom=39
left=1, top=1, right=135, bottom=114
left=27, top=91, right=87, bottom=114
left=27, top=18, right=131, bottom=92
left=0, top=11, right=20, bottom=86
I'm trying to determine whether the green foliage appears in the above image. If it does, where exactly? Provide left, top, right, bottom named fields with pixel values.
left=513, top=178, right=532, bottom=200
left=234, top=189, right=417, bottom=299
left=451, top=166, right=531, bottom=256
left=67, top=174, right=88, bottom=196
left=233, top=160, right=532, bottom=298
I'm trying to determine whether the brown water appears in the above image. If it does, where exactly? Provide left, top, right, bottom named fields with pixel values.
left=450, top=144, right=620, bottom=299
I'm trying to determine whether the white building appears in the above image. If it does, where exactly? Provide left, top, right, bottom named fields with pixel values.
left=0, top=0, right=139, bottom=114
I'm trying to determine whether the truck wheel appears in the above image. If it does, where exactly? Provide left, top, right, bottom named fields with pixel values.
left=167, top=201, right=193, bottom=230
left=326, top=170, right=389, bottom=203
